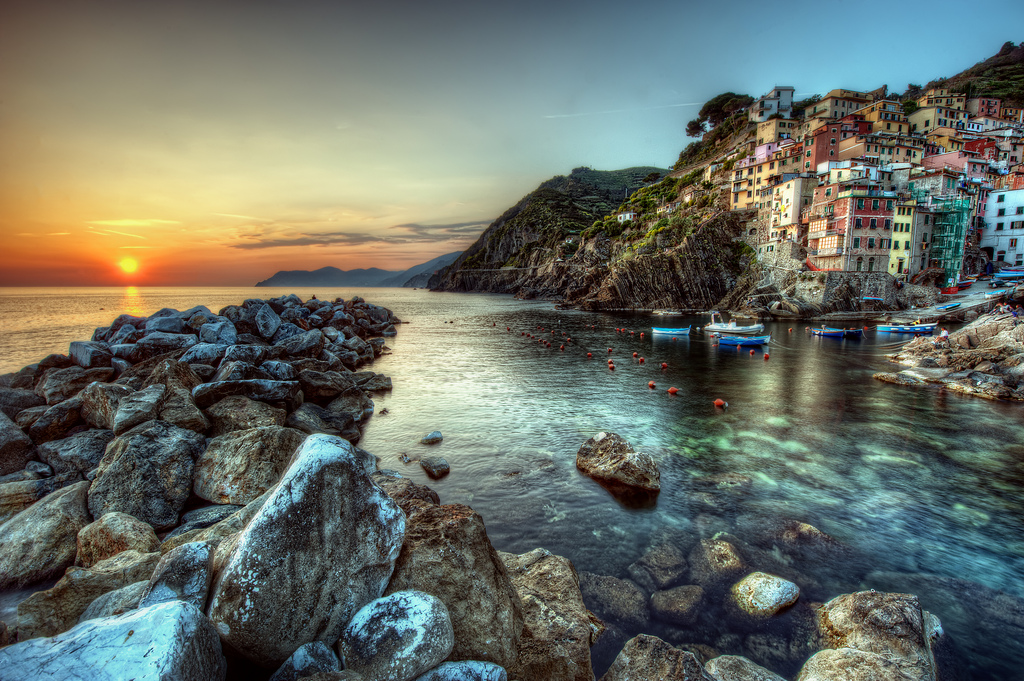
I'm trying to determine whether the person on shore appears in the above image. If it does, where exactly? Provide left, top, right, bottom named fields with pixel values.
left=933, top=327, right=950, bottom=348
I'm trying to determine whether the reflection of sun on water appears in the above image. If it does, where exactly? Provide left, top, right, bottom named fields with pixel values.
left=122, top=286, right=145, bottom=317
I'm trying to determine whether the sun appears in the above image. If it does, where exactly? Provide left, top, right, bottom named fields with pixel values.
left=118, top=257, right=139, bottom=274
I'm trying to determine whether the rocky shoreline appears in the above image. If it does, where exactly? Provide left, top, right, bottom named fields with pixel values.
left=0, top=294, right=981, bottom=679
left=874, top=310, right=1024, bottom=401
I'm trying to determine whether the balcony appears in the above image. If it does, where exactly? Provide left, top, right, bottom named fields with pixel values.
left=811, top=247, right=844, bottom=257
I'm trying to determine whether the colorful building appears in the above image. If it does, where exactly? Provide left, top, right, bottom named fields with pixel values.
left=909, top=106, right=968, bottom=135
left=853, top=100, right=908, bottom=135
left=966, top=97, right=1001, bottom=118
left=981, top=188, right=1024, bottom=266
left=916, top=88, right=967, bottom=110
left=805, top=181, right=897, bottom=271
left=748, top=86, right=795, bottom=123
left=805, top=88, right=877, bottom=120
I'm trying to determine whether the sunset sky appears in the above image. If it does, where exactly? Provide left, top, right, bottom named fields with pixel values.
left=2, top=0, right=1021, bottom=286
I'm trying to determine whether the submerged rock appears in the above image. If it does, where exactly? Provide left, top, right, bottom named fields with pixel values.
left=206, top=433, right=406, bottom=667
left=0, top=600, right=226, bottom=680
left=650, top=585, right=705, bottom=626
left=420, top=456, right=450, bottom=479
left=576, top=432, right=660, bottom=494
left=704, top=654, right=786, bottom=681
left=421, top=430, right=444, bottom=444
left=729, top=572, right=799, bottom=619
left=600, top=634, right=714, bottom=681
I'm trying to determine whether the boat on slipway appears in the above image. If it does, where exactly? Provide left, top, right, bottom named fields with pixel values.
left=703, top=311, right=764, bottom=335
left=715, top=333, right=771, bottom=346
left=651, top=326, right=691, bottom=335
left=876, top=323, right=936, bottom=334
left=935, top=302, right=962, bottom=311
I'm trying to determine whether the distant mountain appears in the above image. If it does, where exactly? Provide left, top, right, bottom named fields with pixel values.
left=254, top=251, right=465, bottom=288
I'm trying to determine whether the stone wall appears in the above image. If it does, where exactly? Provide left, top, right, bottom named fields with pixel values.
left=794, top=271, right=897, bottom=307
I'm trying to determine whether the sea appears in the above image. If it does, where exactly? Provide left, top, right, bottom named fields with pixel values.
left=1, top=286, right=1022, bottom=679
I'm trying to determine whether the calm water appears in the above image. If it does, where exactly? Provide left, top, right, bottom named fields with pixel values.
left=1, top=286, right=1022, bottom=679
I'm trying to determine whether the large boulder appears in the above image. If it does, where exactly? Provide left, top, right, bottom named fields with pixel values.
left=797, top=648, right=919, bottom=681
left=135, top=332, right=200, bottom=360
left=371, top=472, right=441, bottom=516
left=268, top=641, right=341, bottom=681
left=285, top=402, right=360, bottom=442
left=628, top=542, right=689, bottom=593
left=205, top=395, right=287, bottom=436
left=77, top=511, right=160, bottom=567
left=78, top=579, right=149, bottom=623
left=704, top=655, right=787, bottom=681
left=276, top=329, right=325, bottom=358
left=600, top=634, right=715, bottom=681
left=16, top=549, right=161, bottom=640
left=88, top=420, right=207, bottom=531
left=0, top=386, right=46, bottom=419
left=192, top=426, right=307, bottom=505
left=650, top=585, right=705, bottom=626
left=384, top=503, right=523, bottom=668
left=411, top=662, right=507, bottom=681
left=339, top=591, right=454, bottom=681
left=192, top=379, right=300, bottom=409
left=0, top=475, right=77, bottom=523
left=0, top=409, right=36, bottom=475
left=69, top=341, right=113, bottom=369
left=579, top=572, right=649, bottom=630
left=298, top=370, right=357, bottom=403
left=159, top=386, right=210, bottom=433
left=38, top=429, right=116, bottom=477
left=35, top=366, right=113, bottom=405
left=811, top=591, right=938, bottom=681
left=0, top=600, right=226, bottom=680
left=500, top=548, right=602, bottom=681
left=79, top=382, right=135, bottom=430
left=0, top=480, right=91, bottom=589
left=111, top=384, right=167, bottom=435
left=576, top=432, right=660, bottom=494
left=254, top=304, right=283, bottom=340
left=139, top=541, right=213, bottom=611
left=206, top=433, right=406, bottom=667
left=28, top=397, right=85, bottom=444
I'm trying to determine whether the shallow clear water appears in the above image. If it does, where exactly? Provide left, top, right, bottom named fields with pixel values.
left=1, top=287, right=1022, bottom=679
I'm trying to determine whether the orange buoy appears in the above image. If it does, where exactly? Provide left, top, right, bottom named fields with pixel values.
left=661, top=362, right=668, bottom=369
left=788, top=328, right=792, bottom=332
left=609, top=364, right=615, bottom=370
left=749, top=349, right=755, bottom=355
left=714, top=398, right=727, bottom=408
left=587, top=352, right=592, bottom=358
left=648, top=381, right=656, bottom=389
left=639, top=357, right=645, bottom=364
left=640, top=332, right=645, bottom=338
left=764, top=353, right=770, bottom=360
left=632, top=352, right=638, bottom=358
left=672, top=336, right=677, bottom=341
left=630, top=331, right=635, bottom=335
left=560, top=345, right=564, bottom=351
left=551, top=330, right=555, bottom=335
left=608, top=347, right=613, bottom=352
left=667, top=387, right=679, bottom=395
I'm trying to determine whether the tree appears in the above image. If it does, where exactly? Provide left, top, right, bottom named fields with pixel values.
left=901, top=100, right=919, bottom=115
left=643, top=171, right=662, bottom=183
left=686, top=119, right=706, bottom=137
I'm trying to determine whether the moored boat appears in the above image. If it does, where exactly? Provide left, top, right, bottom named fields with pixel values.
left=823, top=326, right=863, bottom=339
left=811, top=328, right=846, bottom=338
left=651, top=326, right=691, bottom=335
left=715, top=333, right=771, bottom=346
left=876, top=323, right=936, bottom=334
left=935, top=302, right=961, bottom=311
left=704, top=311, right=764, bottom=335
left=985, top=290, right=1006, bottom=299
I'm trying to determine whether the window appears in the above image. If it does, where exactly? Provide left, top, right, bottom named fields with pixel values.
left=884, top=219, right=891, bottom=230
left=924, top=216, right=930, bottom=225
left=997, top=222, right=1004, bottom=231
left=853, top=237, right=861, bottom=248
left=868, top=257, right=875, bottom=272
left=1018, top=207, right=1024, bottom=215
left=870, top=218, right=878, bottom=229
left=923, top=233, right=928, bottom=242
left=868, top=237, right=876, bottom=249
left=1012, top=239, right=1019, bottom=250
left=999, top=208, right=1006, bottom=216
left=905, top=241, right=911, bottom=249
left=997, top=194, right=1005, bottom=203
left=872, top=199, right=879, bottom=210
left=856, top=257, right=863, bottom=271
left=886, top=200, right=893, bottom=211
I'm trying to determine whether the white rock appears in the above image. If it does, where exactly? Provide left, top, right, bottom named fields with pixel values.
left=730, top=571, right=799, bottom=618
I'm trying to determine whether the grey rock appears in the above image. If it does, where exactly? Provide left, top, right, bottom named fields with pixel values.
left=108, top=323, right=141, bottom=346
left=650, top=585, right=705, bottom=626
left=205, top=395, right=286, bottom=437
left=276, top=329, right=325, bottom=358
left=579, top=572, right=649, bottom=630
left=272, top=322, right=305, bottom=344
left=159, top=386, right=209, bottom=434
left=145, top=316, right=184, bottom=335
left=628, top=543, right=688, bottom=593
left=339, top=591, right=454, bottom=681
left=37, top=430, right=115, bottom=477
left=112, top=384, right=166, bottom=435
left=76, top=511, right=160, bottom=568
left=285, top=402, right=358, bottom=439
left=0, top=600, right=227, bottom=681
left=69, top=341, right=113, bottom=368
left=206, top=433, right=405, bottom=667
left=298, top=370, right=357, bottom=403
left=412, top=662, right=507, bottom=681
left=136, top=331, right=199, bottom=358
left=193, top=426, right=307, bottom=505
left=79, top=382, right=135, bottom=430
left=15, top=404, right=50, bottom=429
left=35, top=366, right=113, bottom=405
left=163, top=504, right=243, bottom=541
left=0, top=386, right=46, bottom=419
left=192, top=379, right=300, bottom=409
left=199, top=320, right=237, bottom=345
left=255, top=304, right=283, bottom=340
left=599, top=634, right=714, bottom=681
left=729, top=572, right=799, bottom=619
left=77, top=579, right=148, bottom=623
left=269, top=641, right=341, bottom=681
left=327, top=387, right=374, bottom=422
left=261, top=360, right=298, bottom=381
left=223, top=344, right=268, bottom=365
left=0, top=409, right=36, bottom=475
left=139, top=541, right=213, bottom=610
left=28, top=397, right=85, bottom=444
left=704, top=655, right=786, bottom=681
left=576, top=431, right=660, bottom=493
left=421, top=430, right=444, bottom=445
left=0, top=480, right=91, bottom=589
left=88, top=420, right=207, bottom=531
left=0, top=474, right=78, bottom=524
left=420, top=456, right=450, bottom=479
left=179, top=343, right=225, bottom=365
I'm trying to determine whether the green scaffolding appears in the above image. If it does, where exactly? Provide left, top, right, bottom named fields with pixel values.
left=912, top=187, right=970, bottom=287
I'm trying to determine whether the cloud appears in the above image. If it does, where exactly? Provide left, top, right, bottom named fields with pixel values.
left=544, top=101, right=703, bottom=119
left=227, top=221, right=488, bottom=251
left=391, top=221, right=489, bottom=236
left=86, top=219, right=180, bottom=227
left=230, top=232, right=390, bottom=250
left=88, top=228, right=147, bottom=240
left=14, top=232, right=70, bottom=237
left=119, top=246, right=155, bottom=249
left=213, top=213, right=272, bottom=222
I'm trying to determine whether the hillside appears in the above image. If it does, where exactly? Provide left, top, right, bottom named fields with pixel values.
left=929, top=41, right=1024, bottom=106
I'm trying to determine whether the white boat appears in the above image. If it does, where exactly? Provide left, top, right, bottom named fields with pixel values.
left=703, top=311, right=764, bottom=335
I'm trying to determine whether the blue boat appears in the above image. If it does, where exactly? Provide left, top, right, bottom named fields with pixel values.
left=811, top=328, right=845, bottom=338
left=935, top=302, right=961, bottom=311
left=993, top=271, right=1024, bottom=280
left=823, top=326, right=864, bottom=339
left=651, top=326, right=691, bottom=335
left=876, top=323, right=936, bottom=334
left=715, top=333, right=770, bottom=346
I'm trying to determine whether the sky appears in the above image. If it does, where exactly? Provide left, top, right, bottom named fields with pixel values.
left=1, top=0, right=1022, bottom=286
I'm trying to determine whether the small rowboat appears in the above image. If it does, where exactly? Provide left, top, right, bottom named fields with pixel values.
left=862, top=296, right=884, bottom=302
left=985, top=290, right=1006, bottom=299
left=715, top=333, right=771, bottom=346
left=811, top=328, right=846, bottom=338
left=704, top=311, right=765, bottom=335
left=935, top=302, right=961, bottom=311
left=823, top=326, right=863, bottom=339
left=651, top=326, right=691, bottom=335
left=876, top=323, right=936, bottom=334
left=993, top=271, right=1024, bottom=280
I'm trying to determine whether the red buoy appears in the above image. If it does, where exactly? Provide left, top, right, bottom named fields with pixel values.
left=788, top=328, right=792, bottom=333
left=560, top=345, right=565, bottom=351
left=672, top=336, right=677, bottom=341
left=507, top=327, right=511, bottom=331
left=639, top=357, right=645, bottom=364
left=632, top=352, right=638, bottom=358
left=630, top=331, right=635, bottom=335
left=587, top=352, right=592, bottom=358
left=608, top=348, right=613, bottom=352
left=648, top=381, right=656, bottom=389
left=493, top=322, right=495, bottom=326
left=749, top=349, right=755, bottom=355
left=764, top=353, right=770, bottom=360
left=640, top=332, right=645, bottom=338
left=609, top=363, right=615, bottom=370
left=551, top=330, right=555, bottom=335
left=661, top=362, right=668, bottom=369
left=714, top=398, right=727, bottom=408
left=667, top=387, right=679, bottom=395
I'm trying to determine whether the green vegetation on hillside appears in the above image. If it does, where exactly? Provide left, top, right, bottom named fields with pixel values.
left=928, top=41, right=1024, bottom=106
